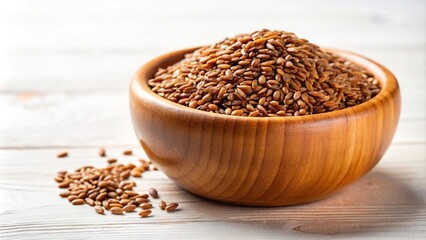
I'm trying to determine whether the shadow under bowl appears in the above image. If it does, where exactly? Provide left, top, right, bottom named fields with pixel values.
left=129, top=47, right=401, bottom=206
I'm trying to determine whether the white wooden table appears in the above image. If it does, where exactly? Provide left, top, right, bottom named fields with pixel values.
left=0, top=0, right=425, bottom=239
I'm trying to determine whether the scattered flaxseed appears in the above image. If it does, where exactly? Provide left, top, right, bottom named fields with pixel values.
left=59, top=191, right=70, bottom=198
left=140, top=203, right=153, bottom=209
left=109, top=203, right=123, bottom=208
left=131, top=169, right=142, bottom=177
left=107, top=158, right=117, bottom=164
left=159, top=200, right=166, bottom=210
left=138, top=209, right=152, bottom=218
left=55, top=149, right=180, bottom=218
left=123, top=150, right=133, bottom=155
left=98, top=148, right=106, bottom=157
left=130, top=200, right=141, bottom=207
left=94, top=205, right=105, bottom=215
left=67, top=195, right=78, bottom=202
left=123, top=204, right=137, bottom=212
left=110, top=207, right=124, bottom=215
left=58, top=180, right=70, bottom=188
left=138, top=193, right=149, bottom=198
left=56, top=151, right=68, bottom=158
left=85, top=198, right=95, bottom=206
left=165, top=203, right=179, bottom=212
left=71, top=199, right=85, bottom=205
left=148, top=188, right=159, bottom=199
left=54, top=176, right=63, bottom=183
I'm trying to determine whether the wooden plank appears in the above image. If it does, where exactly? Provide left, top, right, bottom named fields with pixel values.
left=0, top=92, right=424, bottom=148
left=0, top=92, right=137, bottom=148
left=0, top=54, right=156, bottom=91
left=1, top=49, right=424, bottom=121
left=0, top=0, right=425, bottom=54
left=0, top=144, right=424, bottom=239
left=1, top=49, right=424, bottom=97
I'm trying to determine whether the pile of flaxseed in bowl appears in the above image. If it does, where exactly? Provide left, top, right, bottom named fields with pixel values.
left=148, top=29, right=381, bottom=117
left=54, top=149, right=178, bottom=218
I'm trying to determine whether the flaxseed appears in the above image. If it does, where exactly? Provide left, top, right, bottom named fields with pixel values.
left=56, top=151, right=68, bottom=158
left=148, top=29, right=381, bottom=117
left=148, top=188, right=159, bottom=199
left=165, top=203, right=179, bottom=212
left=55, top=149, right=180, bottom=219
left=98, top=148, right=106, bottom=157
left=138, top=209, right=152, bottom=218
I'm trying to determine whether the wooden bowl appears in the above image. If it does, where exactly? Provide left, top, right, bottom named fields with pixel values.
left=129, top=47, right=401, bottom=206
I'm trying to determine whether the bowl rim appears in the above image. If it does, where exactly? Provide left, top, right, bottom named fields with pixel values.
left=131, top=47, right=398, bottom=123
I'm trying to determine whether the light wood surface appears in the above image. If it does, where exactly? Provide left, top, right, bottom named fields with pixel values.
left=0, top=0, right=425, bottom=239
left=130, top=48, right=401, bottom=206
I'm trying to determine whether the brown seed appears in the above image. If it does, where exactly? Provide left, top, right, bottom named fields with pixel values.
left=109, top=203, right=123, bottom=208
left=148, top=188, right=159, bottom=199
left=98, top=180, right=108, bottom=188
left=293, top=91, right=301, bottom=100
left=225, top=69, right=233, bottom=80
left=218, top=64, right=231, bottom=69
left=123, top=204, right=137, bottom=212
left=116, top=188, right=124, bottom=195
left=231, top=109, right=244, bottom=116
left=85, top=198, right=95, bottom=206
left=130, top=200, right=141, bottom=207
left=107, top=192, right=118, bottom=198
left=96, top=192, right=107, bottom=201
left=140, top=203, right=152, bottom=210
left=71, top=199, right=85, bottom=205
left=59, top=191, right=70, bottom=198
left=67, top=195, right=78, bottom=202
left=208, top=104, right=218, bottom=111
left=122, top=150, right=132, bottom=155
left=159, top=200, right=166, bottom=210
left=138, top=193, right=149, bottom=198
left=236, top=88, right=246, bottom=98
left=58, top=180, right=71, bottom=188
left=110, top=207, right=123, bottom=215
left=131, top=169, right=142, bottom=177
left=98, top=148, right=106, bottom=157
left=135, top=197, right=148, bottom=204
left=138, top=209, right=152, bottom=218
left=165, top=203, right=179, bottom=212
left=120, top=170, right=131, bottom=179
left=107, top=158, right=117, bottom=164
left=258, top=75, right=266, bottom=85
left=77, top=192, right=86, bottom=199
left=273, top=90, right=281, bottom=100
left=56, top=151, right=68, bottom=158
left=54, top=176, right=64, bottom=183
left=57, top=170, right=67, bottom=175
left=94, top=205, right=104, bottom=215
left=120, top=199, right=131, bottom=206
left=102, top=200, right=110, bottom=210
left=323, top=101, right=336, bottom=107
left=250, top=58, right=260, bottom=67
left=88, top=192, right=99, bottom=200
left=125, top=191, right=138, bottom=197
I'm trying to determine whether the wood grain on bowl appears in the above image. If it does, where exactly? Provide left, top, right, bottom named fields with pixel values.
left=129, top=48, right=401, bottom=206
